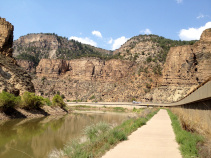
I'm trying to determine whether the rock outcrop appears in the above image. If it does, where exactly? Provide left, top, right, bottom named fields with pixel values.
left=147, top=28, right=211, bottom=103
left=0, top=18, right=13, bottom=57
left=0, top=17, right=34, bottom=95
left=36, top=58, right=134, bottom=81
left=13, top=33, right=111, bottom=61
left=16, top=59, right=36, bottom=73
left=163, top=28, right=211, bottom=86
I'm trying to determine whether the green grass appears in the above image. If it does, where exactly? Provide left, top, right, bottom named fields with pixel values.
left=113, top=107, right=126, bottom=112
left=167, top=109, right=204, bottom=158
left=59, top=108, right=159, bottom=158
left=132, top=107, right=144, bottom=113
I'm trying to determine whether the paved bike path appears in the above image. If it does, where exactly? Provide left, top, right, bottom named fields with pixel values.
left=102, top=109, right=182, bottom=158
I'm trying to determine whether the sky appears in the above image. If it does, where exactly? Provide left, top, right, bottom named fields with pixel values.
left=0, top=0, right=211, bottom=50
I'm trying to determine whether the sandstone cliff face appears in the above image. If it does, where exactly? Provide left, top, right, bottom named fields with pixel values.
left=33, top=57, right=159, bottom=102
left=16, top=59, right=36, bottom=73
left=36, top=58, right=134, bottom=81
left=163, top=29, right=211, bottom=85
left=0, top=18, right=34, bottom=95
left=147, top=28, right=211, bottom=103
left=13, top=34, right=59, bottom=59
left=0, top=18, right=13, bottom=57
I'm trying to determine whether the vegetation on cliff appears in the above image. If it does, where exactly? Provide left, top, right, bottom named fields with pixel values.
left=115, top=34, right=197, bottom=63
left=13, top=33, right=112, bottom=63
left=14, top=33, right=197, bottom=65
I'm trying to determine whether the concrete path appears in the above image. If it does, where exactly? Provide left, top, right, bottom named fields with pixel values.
left=102, top=109, right=182, bottom=158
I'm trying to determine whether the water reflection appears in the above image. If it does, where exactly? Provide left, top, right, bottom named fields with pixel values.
left=0, top=111, right=129, bottom=158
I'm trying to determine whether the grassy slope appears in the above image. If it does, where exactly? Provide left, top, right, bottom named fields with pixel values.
left=167, top=109, right=204, bottom=158
left=54, top=108, right=159, bottom=158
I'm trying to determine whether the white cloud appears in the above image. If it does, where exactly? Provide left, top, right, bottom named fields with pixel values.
left=179, top=22, right=211, bottom=41
left=108, top=38, right=113, bottom=44
left=140, top=28, right=152, bottom=35
left=112, top=36, right=128, bottom=50
left=197, top=13, right=205, bottom=19
left=92, top=30, right=102, bottom=38
left=176, top=0, right=183, bottom=4
left=69, top=36, right=97, bottom=47
left=196, top=13, right=210, bottom=19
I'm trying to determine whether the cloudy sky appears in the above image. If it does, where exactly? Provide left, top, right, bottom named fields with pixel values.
left=0, top=0, right=210, bottom=50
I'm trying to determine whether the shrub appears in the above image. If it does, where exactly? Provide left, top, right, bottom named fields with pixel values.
left=21, top=92, right=44, bottom=109
left=145, top=83, right=151, bottom=89
left=0, top=91, right=20, bottom=109
left=61, top=94, right=65, bottom=99
left=84, top=122, right=111, bottom=141
left=146, top=56, right=152, bottom=63
left=44, top=97, right=52, bottom=106
left=89, top=95, right=95, bottom=100
left=111, top=129, right=127, bottom=141
left=52, top=94, right=66, bottom=108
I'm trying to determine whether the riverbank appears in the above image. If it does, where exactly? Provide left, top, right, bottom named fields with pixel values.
left=49, top=108, right=158, bottom=158
left=0, top=105, right=67, bottom=120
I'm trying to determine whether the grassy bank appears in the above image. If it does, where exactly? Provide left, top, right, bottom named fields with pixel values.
left=69, top=105, right=145, bottom=113
left=167, top=109, right=204, bottom=158
left=49, top=108, right=158, bottom=158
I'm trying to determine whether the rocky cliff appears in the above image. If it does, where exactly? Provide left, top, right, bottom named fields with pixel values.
left=146, top=28, right=211, bottom=102
left=0, top=18, right=13, bottom=57
left=33, top=58, right=144, bottom=101
left=13, top=27, right=211, bottom=102
left=36, top=58, right=133, bottom=81
left=13, top=33, right=111, bottom=63
left=0, top=17, right=34, bottom=95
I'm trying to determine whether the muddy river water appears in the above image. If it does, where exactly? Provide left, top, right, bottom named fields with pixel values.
left=0, top=111, right=131, bottom=158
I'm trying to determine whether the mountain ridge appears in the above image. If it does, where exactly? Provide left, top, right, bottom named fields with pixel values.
left=13, top=29, right=211, bottom=103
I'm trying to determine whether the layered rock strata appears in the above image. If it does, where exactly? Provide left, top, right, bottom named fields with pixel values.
left=163, top=29, right=211, bottom=86
left=36, top=58, right=133, bottom=81
left=147, top=28, right=211, bottom=102
left=0, top=18, right=13, bottom=57
left=0, top=17, right=34, bottom=95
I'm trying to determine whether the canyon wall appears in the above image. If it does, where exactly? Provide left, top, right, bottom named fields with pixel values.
left=36, top=58, right=134, bottom=81
left=0, top=18, right=34, bottom=95
left=147, top=28, right=211, bottom=103
left=13, top=26, right=211, bottom=102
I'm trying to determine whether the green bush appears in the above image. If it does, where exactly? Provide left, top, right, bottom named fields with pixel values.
left=52, top=94, right=66, bottom=108
left=89, top=95, right=95, bottom=100
left=0, top=91, right=20, bottom=109
left=21, top=92, right=44, bottom=109
left=146, top=56, right=152, bottom=63
left=44, top=97, right=52, bottom=106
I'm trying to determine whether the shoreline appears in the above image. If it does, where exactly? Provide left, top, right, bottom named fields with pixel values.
left=0, top=105, right=68, bottom=120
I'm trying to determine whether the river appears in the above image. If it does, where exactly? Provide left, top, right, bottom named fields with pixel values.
left=0, top=111, right=131, bottom=158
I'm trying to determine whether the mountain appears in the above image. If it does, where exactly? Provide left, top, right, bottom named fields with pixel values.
left=13, top=29, right=211, bottom=103
left=13, top=33, right=112, bottom=66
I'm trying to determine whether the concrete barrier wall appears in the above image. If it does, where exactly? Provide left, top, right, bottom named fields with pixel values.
left=164, top=80, right=211, bottom=107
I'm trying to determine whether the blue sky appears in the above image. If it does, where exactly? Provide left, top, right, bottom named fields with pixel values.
left=0, top=0, right=211, bottom=50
